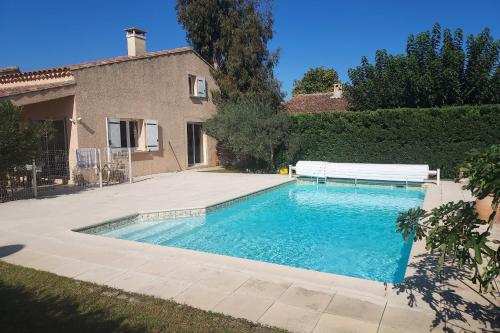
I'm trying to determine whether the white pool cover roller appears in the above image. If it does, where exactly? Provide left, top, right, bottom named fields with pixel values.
left=292, top=161, right=439, bottom=184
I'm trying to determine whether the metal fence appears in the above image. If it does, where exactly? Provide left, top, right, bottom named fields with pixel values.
left=0, top=148, right=133, bottom=203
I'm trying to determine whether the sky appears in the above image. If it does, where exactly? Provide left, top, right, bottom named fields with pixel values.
left=1, top=0, right=499, bottom=99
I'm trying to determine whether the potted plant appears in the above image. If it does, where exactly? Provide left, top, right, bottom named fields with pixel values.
left=460, top=145, right=500, bottom=224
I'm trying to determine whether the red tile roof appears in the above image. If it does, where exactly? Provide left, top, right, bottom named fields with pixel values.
left=0, top=80, right=75, bottom=98
left=0, top=66, right=20, bottom=76
left=0, top=67, right=72, bottom=84
left=285, top=92, right=349, bottom=113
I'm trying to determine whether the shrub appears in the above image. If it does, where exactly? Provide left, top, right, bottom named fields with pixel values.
left=285, top=104, right=500, bottom=178
left=205, top=95, right=290, bottom=171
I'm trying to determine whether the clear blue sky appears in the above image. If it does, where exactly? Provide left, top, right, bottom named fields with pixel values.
left=1, top=0, right=499, bottom=99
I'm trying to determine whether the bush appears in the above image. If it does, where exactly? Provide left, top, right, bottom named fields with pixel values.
left=285, top=104, right=500, bottom=178
left=205, top=95, right=289, bottom=171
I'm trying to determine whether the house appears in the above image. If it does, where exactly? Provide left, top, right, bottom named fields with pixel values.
left=285, top=84, right=349, bottom=113
left=0, top=28, right=218, bottom=180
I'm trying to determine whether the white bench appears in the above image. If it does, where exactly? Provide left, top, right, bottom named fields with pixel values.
left=289, top=161, right=440, bottom=185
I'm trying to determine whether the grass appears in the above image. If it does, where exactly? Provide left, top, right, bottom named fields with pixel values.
left=0, top=261, right=286, bottom=333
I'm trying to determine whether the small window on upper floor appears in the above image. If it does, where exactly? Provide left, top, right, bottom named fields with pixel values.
left=188, top=75, right=196, bottom=96
left=188, top=74, right=207, bottom=98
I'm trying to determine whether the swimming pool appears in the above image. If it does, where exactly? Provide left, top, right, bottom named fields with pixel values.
left=96, top=182, right=424, bottom=283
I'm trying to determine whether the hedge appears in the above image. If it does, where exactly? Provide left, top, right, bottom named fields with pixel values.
left=285, top=105, right=500, bottom=179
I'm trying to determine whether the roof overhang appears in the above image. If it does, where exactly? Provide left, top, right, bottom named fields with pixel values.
left=0, top=81, right=76, bottom=106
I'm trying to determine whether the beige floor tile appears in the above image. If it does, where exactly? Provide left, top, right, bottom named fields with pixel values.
left=25, top=254, right=72, bottom=272
left=259, top=302, right=322, bottom=333
left=173, top=284, right=231, bottom=311
left=196, top=269, right=250, bottom=293
left=213, top=293, right=275, bottom=322
left=167, top=264, right=218, bottom=283
left=325, top=294, right=385, bottom=324
left=139, top=278, right=192, bottom=300
left=378, top=306, right=443, bottom=333
left=134, top=259, right=178, bottom=277
left=108, top=255, right=151, bottom=270
left=75, top=266, right=126, bottom=284
left=235, top=278, right=291, bottom=299
left=278, top=285, right=334, bottom=312
left=50, top=260, right=102, bottom=278
left=1, top=248, right=46, bottom=266
left=313, top=313, right=378, bottom=333
left=106, top=271, right=161, bottom=293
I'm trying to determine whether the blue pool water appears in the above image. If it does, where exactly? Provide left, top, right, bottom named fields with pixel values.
left=100, top=183, right=424, bottom=283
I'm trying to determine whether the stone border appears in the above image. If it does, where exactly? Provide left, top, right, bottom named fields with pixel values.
left=74, top=179, right=295, bottom=235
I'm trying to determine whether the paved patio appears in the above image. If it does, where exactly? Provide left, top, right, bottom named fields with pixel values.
left=0, top=171, right=498, bottom=333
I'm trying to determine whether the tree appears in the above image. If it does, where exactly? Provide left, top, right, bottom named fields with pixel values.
left=176, top=0, right=282, bottom=105
left=346, top=23, right=499, bottom=111
left=292, top=66, right=339, bottom=96
left=0, top=102, right=54, bottom=200
left=463, top=28, right=500, bottom=105
left=176, top=0, right=286, bottom=171
left=0, top=102, right=40, bottom=175
left=205, top=95, right=289, bottom=170
left=397, top=145, right=499, bottom=291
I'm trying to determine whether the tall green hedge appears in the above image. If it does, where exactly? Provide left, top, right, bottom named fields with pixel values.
left=286, top=105, right=500, bottom=179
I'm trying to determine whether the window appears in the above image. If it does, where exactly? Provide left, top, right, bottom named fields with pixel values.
left=188, top=75, right=196, bottom=96
left=107, top=118, right=159, bottom=152
left=119, top=120, right=139, bottom=148
left=188, top=74, right=206, bottom=98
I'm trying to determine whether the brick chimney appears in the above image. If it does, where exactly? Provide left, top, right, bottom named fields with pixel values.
left=125, top=28, right=146, bottom=57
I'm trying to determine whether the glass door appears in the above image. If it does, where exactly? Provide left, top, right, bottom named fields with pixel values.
left=187, top=123, right=203, bottom=166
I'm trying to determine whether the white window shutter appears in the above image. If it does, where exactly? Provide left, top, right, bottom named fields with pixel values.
left=106, top=117, right=121, bottom=148
left=145, top=119, right=159, bottom=151
left=197, top=76, right=206, bottom=98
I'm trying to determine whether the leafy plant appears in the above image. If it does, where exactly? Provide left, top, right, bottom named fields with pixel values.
left=292, top=66, right=340, bottom=96
left=283, top=104, right=500, bottom=178
left=460, top=145, right=500, bottom=208
left=205, top=95, right=289, bottom=171
left=0, top=102, right=41, bottom=176
left=396, top=145, right=500, bottom=291
left=346, top=23, right=499, bottom=111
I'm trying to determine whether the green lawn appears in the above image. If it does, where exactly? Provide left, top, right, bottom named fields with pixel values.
left=0, top=261, right=285, bottom=333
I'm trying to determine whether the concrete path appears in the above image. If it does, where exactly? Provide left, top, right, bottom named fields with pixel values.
left=0, top=171, right=497, bottom=333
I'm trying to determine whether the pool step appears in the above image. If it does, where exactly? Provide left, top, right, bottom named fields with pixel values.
left=118, top=220, right=193, bottom=241
left=138, top=220, right=204, bottom=245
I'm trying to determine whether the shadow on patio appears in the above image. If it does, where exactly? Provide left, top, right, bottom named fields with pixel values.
left=393, top=254, right=499, bottom=332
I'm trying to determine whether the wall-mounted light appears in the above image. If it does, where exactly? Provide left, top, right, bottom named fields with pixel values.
left=69, top=117, right=82, bottom=125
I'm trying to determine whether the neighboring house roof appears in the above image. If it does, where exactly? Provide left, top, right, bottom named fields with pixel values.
left=0, top=46, right=201, bottom=99
left=285, top=92, right=349, bottom=113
